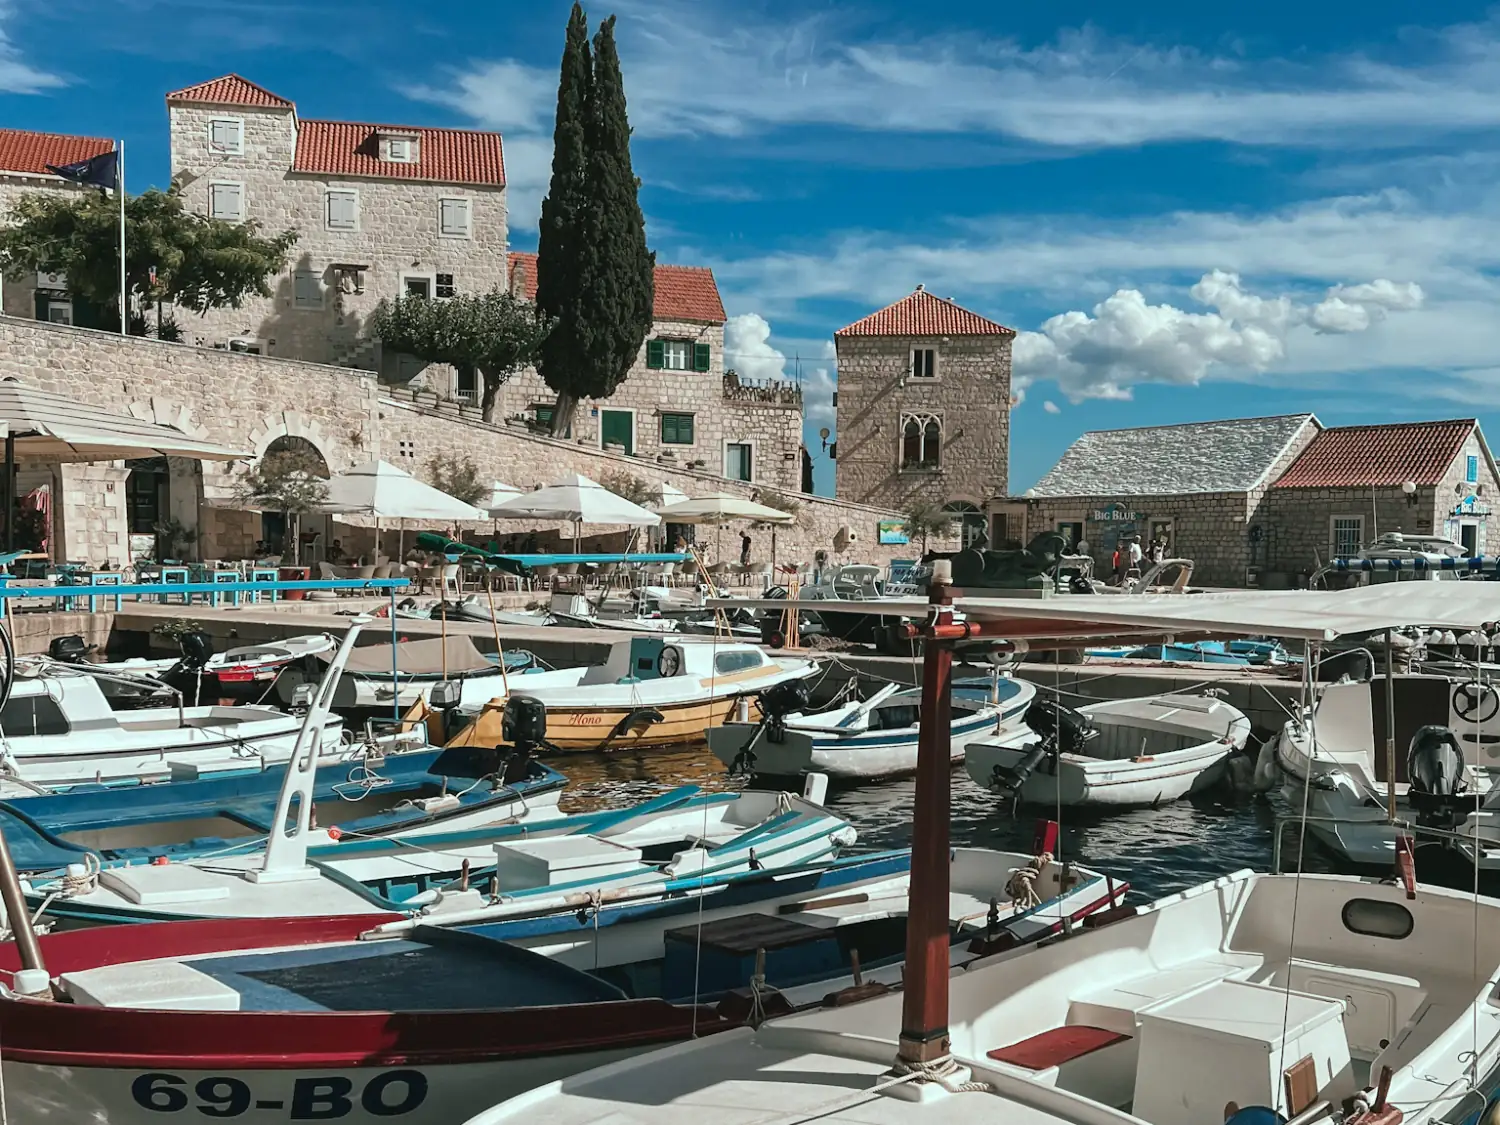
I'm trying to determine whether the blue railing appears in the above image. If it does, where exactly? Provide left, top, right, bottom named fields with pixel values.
left=0, top=577, right=412, bottom=618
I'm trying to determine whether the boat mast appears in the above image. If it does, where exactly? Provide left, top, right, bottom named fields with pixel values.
left=897, top=561, right=957, bottom=1071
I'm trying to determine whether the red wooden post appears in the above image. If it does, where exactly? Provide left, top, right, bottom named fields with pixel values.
left=897, top=572, right=955, bottom=1065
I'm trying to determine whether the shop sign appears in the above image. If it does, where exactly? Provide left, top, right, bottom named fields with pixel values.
left=1452, top=494, right=1491, bottom=517
left=1090, top=503, right=1144, bottom=522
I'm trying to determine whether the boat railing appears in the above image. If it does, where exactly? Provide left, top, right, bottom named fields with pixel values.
left=1269, top=809, right=1484, bottom=874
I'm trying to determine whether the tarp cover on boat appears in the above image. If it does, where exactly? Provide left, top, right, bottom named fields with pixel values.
left=715, top=584, right=1500, bottom=644
left=319, top=636, right=495, bottom=675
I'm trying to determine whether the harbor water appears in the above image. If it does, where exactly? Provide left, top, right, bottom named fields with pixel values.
left=551, top=742, right=1337, bottom=901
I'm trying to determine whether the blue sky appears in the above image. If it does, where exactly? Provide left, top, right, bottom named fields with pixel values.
left=2, top=1, right=1498, bottom=495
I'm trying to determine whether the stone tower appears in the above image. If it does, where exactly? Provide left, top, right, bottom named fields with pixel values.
left=832, top=285, right=1014, bottom=537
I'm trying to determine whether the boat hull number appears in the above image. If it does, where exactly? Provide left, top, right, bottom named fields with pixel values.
left=131, top=1070, right=428, bottom=1118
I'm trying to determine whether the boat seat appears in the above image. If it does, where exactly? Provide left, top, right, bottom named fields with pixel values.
left=1068, top=953, right=1262, bottom=1036
left=986, top=1025, right=1137, bottom=1105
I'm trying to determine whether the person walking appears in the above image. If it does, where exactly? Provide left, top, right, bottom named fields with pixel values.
left=740, top=531, right=752, bottom=567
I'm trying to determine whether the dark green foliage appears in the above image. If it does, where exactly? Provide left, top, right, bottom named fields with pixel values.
left=0, top=186, right=296, bottom=334
left=369, top=290, right=554, bottom=422
left=536, top=4, right=654, bottom=436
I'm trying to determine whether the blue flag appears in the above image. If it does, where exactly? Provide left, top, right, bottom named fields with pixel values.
left=46, top=149, right=118, bottom=191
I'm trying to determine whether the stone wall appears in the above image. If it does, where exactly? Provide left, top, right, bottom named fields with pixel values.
left=1025, top=490, right=1254, bottom=587
left=0, top=316, right=903, bottom=569
left=833, top=333, right=1011, bottom=510
left=168, top=101, right=508, bottom=369
left=486, top=321, right=802, bottom=495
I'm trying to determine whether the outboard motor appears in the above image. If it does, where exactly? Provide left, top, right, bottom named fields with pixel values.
left=178, top=630, right=215, bottom=670
left=1405, top=724, right=1469, bottom=833
left=157, top=630, right=218, bottom=706
left=756, top=679, right=809, bottom=745
left=990, top=699, right=1098, bottom=799
left=499, top=694, right=548, bottom=784
left=47, top=635, right=90, bottom=664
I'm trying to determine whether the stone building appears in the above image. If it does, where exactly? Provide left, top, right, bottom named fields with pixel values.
left=833, top=285, right=1014, bottom=540
left=1259, top=418, right=1500, bottom=570
left=0, top=128, right=117, bottom=323
left=165, top=74, right=509, bottom=370
left=493, top=252, right=804, bottom=494
left=1011, top=414, right=1321, bottom=588
left=1012, top=413, right=1500, bottom=588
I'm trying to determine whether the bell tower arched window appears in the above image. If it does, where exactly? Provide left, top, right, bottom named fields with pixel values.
left=900, top=413, right=942, bottom=471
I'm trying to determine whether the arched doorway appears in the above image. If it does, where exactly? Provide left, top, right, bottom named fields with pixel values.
left=257, top=436, right=330, bottom=561
left=943, top=501, right=987, bottom=549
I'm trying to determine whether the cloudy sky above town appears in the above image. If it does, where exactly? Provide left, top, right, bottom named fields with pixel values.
left=2, top=0, right=1497, bottom=492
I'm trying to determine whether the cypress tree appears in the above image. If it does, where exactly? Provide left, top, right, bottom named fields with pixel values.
left=536, top=8, right=654, bottom=437
left=535, top=2, right=593, bottom=435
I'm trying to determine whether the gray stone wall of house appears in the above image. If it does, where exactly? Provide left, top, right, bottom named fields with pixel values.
left=833, top=333, right=1012, bottom=511
left=1025, top=491, right=1255, bottom=588
left=168, top=101, right=508, bottom=372
left=0, top=316, right=893, bottom=568
left=1258, top=430, right=1500, bottom=574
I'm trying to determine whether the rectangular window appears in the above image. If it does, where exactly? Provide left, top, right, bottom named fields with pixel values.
left=326, top=189, right=358, bottom=231
left=660, top=412, right=695, bottom=445
left=435, top=273, right=456, bottom=299
left=662, top=340, right=691, bottom=370
left=1331, top=515, right=1364, bottom=559
left=455, top=367, right=479, bottom=403
left=532, top=404, right=555, bottom=428
left=1468, top=455, right=1479, bottom=484
left=900, top=412, right=942, bottom=470
left=725, top=442, right=753, bottom=482
left=208, top=118, right=243, bottom=154
left=388, top=137, right=412, bottom=162
left=910, top=348, right=937, bottom=379
left=293, top=271, right=324, bottom=310
left=693, top=342, right=711, bottom=372
left=439, top=198, right=471, bottom=238
left=403, top=276, right=432, bottom=300
left=45, top=299, right=72, bottom=325
left=209, top=181, right=243, bottom=221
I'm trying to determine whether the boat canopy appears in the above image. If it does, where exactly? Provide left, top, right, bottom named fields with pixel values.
left=320, top=636, right=495, bottom=675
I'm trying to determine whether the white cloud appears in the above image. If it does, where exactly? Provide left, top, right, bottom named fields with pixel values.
left=1042, top=400, right=1061, bottom=414
left=0, top=5, right=60, bottom=93
left=803, top=367, right=836, bottom=439
left=414, top=7, right=1500, bottom=156
left=723, top=313, right=789, bottom=382
left=1014, top=270, right=1424, bottom=402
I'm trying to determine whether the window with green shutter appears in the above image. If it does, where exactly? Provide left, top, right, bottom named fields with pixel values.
left=660, top=412, right=695, bottom=445
left=646, top=339, right=665, bottom=369
left=693, top=342, right=711, bottom=372
left=532, top=403, right=555, bottom=428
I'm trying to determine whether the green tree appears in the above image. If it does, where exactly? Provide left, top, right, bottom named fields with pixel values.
left=598, top=468, right=650, bottom=506
left=428, top=454, right=490, bottom=507
left=236, top=449, right=329, bottom=565
left=0, top=186, right=296, bottom=333
left=901, top=501, right=955, bottom=553
left=370, top=290, right=554, bottom=423
left=536, top=5, right=654, bottom=437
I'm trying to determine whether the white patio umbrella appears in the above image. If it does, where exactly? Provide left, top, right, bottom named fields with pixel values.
left=487, top=481, right=522, bottom=514
left=318, top=459, right=487, bottom=559
left=0, top=377, right=252, bottom=550
left=489, top=472, right=659, bottom=551
left=655, top=491, right=795, bottom=565
left=644, top=482, right=688, bottom=551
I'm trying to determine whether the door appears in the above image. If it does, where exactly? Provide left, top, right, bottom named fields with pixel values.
left=1462, top=522, right=1479, bottom=557
left=725, top=443, right=753, bottom=482
left=601, top=410, right=634, bottom=455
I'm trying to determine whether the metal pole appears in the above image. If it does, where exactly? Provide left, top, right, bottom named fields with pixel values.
left=117, top=139, right=127, bottom=337
left=389, top=584, right=400, bottom=726
left=3, top=431, right=12, bottom=553
left=897, top=560, right=954, bottom=1067
left=0, top=824, right=45, bottom=973
left=1385, top=627, right=1397, bottom=823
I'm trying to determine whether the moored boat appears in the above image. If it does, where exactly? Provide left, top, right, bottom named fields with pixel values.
left=966, top=693, right=1250, bottom=807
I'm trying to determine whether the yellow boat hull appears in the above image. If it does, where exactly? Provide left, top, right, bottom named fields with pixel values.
left=406, top=694, right=766, bottom=753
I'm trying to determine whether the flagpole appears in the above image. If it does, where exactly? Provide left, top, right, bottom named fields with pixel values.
left=116, top=139, right=126, bottom=336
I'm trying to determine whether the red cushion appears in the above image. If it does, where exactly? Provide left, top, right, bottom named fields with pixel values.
left=987, top=1025, right=1131, bottom=1070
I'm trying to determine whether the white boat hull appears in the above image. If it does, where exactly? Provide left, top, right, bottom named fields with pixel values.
left=2, top=1050, right=652, bottom=1125
left=709, top=710, right=1003, bottom=780
left=965, top=737, right=1233, bottom=806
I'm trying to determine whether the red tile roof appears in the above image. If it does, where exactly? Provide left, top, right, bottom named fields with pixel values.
left=165, top=74, right=293, bottom=109
left=835, top=285, right=1015, bottom=337
left=508, top=251, right=726, bottom=324
left=291, top=120, right=505, bottom=187
left=1272, top=419, right=1479, bottom=488
left=0, top=129, right=113, bottom=176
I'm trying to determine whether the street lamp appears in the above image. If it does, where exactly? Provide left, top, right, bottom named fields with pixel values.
left=1401, top=480, right=1417, bottom=506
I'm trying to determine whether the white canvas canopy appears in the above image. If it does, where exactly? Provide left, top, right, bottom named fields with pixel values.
left=489, top=473, right=659, bottom=527
left=486, top=481, right=521, bottom=516
left=645, top=482, right=688, bottom=511
left=318, top=459, right=486, bottom=522
left=713, top=583, right=1500, bottom=644
left=654, top=492, right=796, bottom=525
left=0, top=378, right=251, bottom=464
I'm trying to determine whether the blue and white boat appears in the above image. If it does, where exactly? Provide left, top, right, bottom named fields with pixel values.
left=706, top=676, right=1036, bottom=782
left=0, top=744, right=569, bottom=875
left=1092, top=638, right=1294, bottom=666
